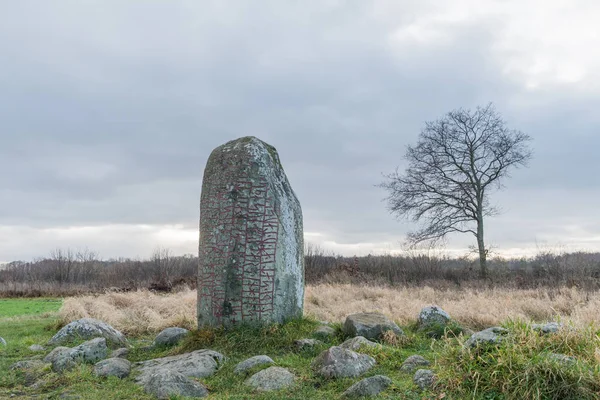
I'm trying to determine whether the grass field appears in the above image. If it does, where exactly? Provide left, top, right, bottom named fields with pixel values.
left=0, top=298, right=62, bottom=318
left=2, top=285, right=600, bottom=399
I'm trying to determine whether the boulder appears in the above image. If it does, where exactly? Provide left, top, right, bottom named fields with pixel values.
left=154, top=327, right=189, bottom=347
left=142, top=370, right=208, bottom=399
left=314, top=325, right=336, bottom=339
left=532, top=322, right=561, bottom=334
left=312, top=346, right=376, bottom=378
left=234, top=355, right=274, bottom=375
left=44, top=346, right=72, bottom=364
left=464, top=327, right=508, bottom=349
left=417, top=306, right=450, bottom=327
left=340, top=336, right=380, bottom=351
left=343, top=313, right=404, bottom=340
left=69, top=337, right=108, bottom=363
left=29, top=344, right=45, bottom=352
left=48, top=318, right=127, bottom=347
left=94, top=357, right=131, bottom=379
left=198, top=137, right=304, bottom=327
left=294, top=338, right=323, bottom=351
left=134, top=350, right=225, bottom=385
left=342, top=375, right=392, bottom=398
left=110, top=348, right=129, bottom=359
left=414, top=369, right=436, bottom=390
left=400, top=355, right=430, bottom=373
left=245, top=366, right=295, bottom=391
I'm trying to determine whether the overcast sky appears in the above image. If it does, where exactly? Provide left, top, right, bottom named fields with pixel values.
left=1, top=0, right=599, bottom=262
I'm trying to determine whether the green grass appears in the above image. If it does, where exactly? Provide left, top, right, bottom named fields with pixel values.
left=0, top=298, right=62, bottom=318
left=2, top=299, right=600, bottom=399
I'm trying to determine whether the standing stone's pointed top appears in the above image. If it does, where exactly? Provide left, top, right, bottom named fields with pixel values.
left=198, top=137, right=304, bottom=327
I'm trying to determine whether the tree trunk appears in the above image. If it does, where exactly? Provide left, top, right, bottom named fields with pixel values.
left=476, top=218, right=488, bottom=278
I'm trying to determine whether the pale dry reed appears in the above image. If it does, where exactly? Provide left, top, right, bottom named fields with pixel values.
left=59, top=284, right=600, bottom=334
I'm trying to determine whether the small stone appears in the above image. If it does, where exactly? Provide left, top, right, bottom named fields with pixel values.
left=0, top=337, right=6, bottom=346
left=547, top=353, right=577, bottom=365
left=464, top=327, right=508, bottom=349
left=134, top=350, right=225, bottom=386
left=532, top=322, right=561, bottom=334
left=400, top=355, right=431, bottom=373
left=314, top=325, right=336, bottom=339
left=413, top=369, right=436, bottom=390
left=69, top=337, right=108, bottom=363
left=154, top=327, right=189, bottom=347
left=294, top=338, right=324, bottom=351
left=340, top=336, right=380, bottom=351
left=312, top=346, right=376, bottom=378
left=417, top=306, right=451, bottom=328
left=94, top=357, right=131, bottom=379
left=143, top=370, right=208, bottom=399
left=343, top=313, right=404, bottom=340
left=48, top=318, right=128, bottom=347
left=234, top=355, right=274, bottom=375
left=10, top=360, right=45, bottom=370
left=28, top=344, right=45, bottom=352
left=52, top=356, right=77, bottom=373
left=245, top=366, right=295, bottom=391
left=342, top=375, right=392, bottom=398
left=110, top=348, right=129, bottom=359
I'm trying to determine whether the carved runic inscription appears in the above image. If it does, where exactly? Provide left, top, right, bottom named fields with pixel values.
left=199, top=159, right=280, bottom=325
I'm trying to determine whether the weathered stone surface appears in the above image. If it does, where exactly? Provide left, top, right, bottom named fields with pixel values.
left=154, top=327, right=189, bottom=347
left=414, top=369, right=436, bottom=390
left=142, top=370, right=208, bottom=399
left=343, top=313, right=404, bottom=340
left=340, top=336, right=380, bottom=351
left=69, top=337, right=108, bottom=363
left=44, top=346, right=71, bottom=364
left=198, top=137, right=304, bottom=327
left=294, top=338, right=323, bottom=351
left=10, top=359, right=46, bottom=371
left=110, top=348, right=129, bottom=359
left=29, top=344, right=45, bottom=352
left=400, top=355, right=431, bottom=373
left=245, top=366, right=295, bottom=391
left=464, top=327, right=508, bottom=349
left=342, top=375, right=392, bottom=398
left=134, top=350, right=225, bottom=385
left=94, top=357, right=131, bottom=378
left=312, top=346, right=376, bottom=378
left=48, top=318, right=127, bottom=347
left=314, top=325, right=336, bottom=339
left=418, top=306, right=450, bottom=327
left=532, top=322, right=561, bottom=334
left=234, top=355, right=274, bottom=375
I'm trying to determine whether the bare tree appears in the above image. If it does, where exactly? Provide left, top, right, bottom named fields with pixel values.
left=380, top=104, right=532, bottom=278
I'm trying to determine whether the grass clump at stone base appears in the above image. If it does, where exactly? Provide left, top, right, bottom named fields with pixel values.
left=433, top=320, right=600, bottom=400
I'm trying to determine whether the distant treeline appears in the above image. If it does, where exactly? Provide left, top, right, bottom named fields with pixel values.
left=2, top=246, right=600, bottom=297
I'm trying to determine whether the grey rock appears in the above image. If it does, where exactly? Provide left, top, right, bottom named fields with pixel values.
left=314, top=325, right=336, bottom=339
left=413, top=369, right=436, bottom=390
left=343, top=313, right=404, bottom=340
left=245, top=366, right=295, bottom=391
left=48, top=318, right=127, bottom=347
left=43, top=346, right=71, bottom=364
left=94, top=357, right=131, bottom=378
left=0, top=337, right=6, bottom=346
left=198, top=137, right=304, bottom=328
left=532, top=322, right=561, bottom=334
left=464, top=327, right=508, bottom=349
left=294, top=338, right=323, bottom=351
left=312, top=346, right=376, bottom=378
left=28, top=344, right=45, bottom=352
left=135, top=349, right=225, bottom=385
left=69, top=337, right=108, bottom=363
left=52, top=356, right=78, bottom=373
left=154, top=327, right=189, bottom=347
left=400, top=355, right=431, bottom=373
left=110, top=348, right=129, bottom=359
left=143, top=370, right=208, bottom=399
left=418, top=306, right=451, bottom=327
left=10, top=359, right=45, bottom=370
left=234, top=355, right=274, bottom=375
left=342, top=375, right=392, bottom=398
left=547, top=353, right=577, bottom=365
left=340, top=336, right=380, bottom=351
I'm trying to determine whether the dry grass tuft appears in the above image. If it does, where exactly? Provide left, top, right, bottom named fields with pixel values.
left=59, top=284, right=600, bottom=334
